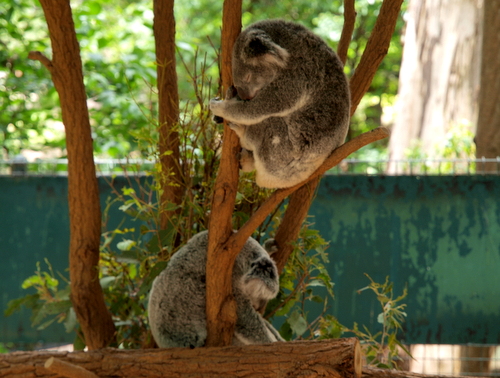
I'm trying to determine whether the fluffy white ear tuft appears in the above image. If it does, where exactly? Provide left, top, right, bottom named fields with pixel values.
left=263, top=44, right=290, bottom=68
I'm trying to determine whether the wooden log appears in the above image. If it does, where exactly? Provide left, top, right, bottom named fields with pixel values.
left=44, top=357, right=99, bottom=378
left=0, top=338, right=361, bottom=378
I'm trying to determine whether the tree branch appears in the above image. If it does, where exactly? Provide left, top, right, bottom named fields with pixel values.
left=153, top=0, right=183, bottom=231
left=37, top=0, right=115, bottom=349
left=349, top=0, right=405, bottom=115
left=28, top=51, right=53, bottom=71
left=338, top=0, right=356, bottom=65
left=205, top=0, right=242, bottom=347
left=270, top=0, right=403, bottom=276
left=227, top=128, right=390, bottom=263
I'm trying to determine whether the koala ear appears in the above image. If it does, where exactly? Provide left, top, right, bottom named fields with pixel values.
left=244, top=31, right=290, bottom=68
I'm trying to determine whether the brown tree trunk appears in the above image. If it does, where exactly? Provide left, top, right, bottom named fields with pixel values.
left=388, top=0, right=482, bottom=172
left=153, top=0, right=183, bottom=229
left=0, top=338, right=362, bottom=378
left=205, top=0, right=242, bottom=347
left=459, top=345, right=495, bottom=376
left=31, top=0, right=115, bottom=350
left=475, top=0, right=500, bottom=171
left=271, top=0, right=404, bottom=275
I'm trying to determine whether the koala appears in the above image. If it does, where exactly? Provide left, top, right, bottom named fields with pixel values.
left=148, top=230, right=283, bottom=348
left=210, top=19, right=351, bottom=189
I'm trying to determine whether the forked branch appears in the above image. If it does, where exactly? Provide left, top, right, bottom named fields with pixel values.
left=225, top=128, right=389, bottom=261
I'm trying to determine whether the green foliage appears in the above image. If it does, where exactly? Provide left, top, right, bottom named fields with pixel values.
left=4, top=259, right=77, bottom=342
left=264, top=222, right=336, bottom=340
left=1, top=0, right=404, bottom=162
left=347, top=274, right=410, bottom=369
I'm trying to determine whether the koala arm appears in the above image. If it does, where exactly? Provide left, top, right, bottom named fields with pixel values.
left=234, top=294, right=283, bottom=344
left=210, top=83, right=311, bottom=125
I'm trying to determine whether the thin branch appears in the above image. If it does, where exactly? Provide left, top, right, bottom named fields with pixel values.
left=337, top=0, right=356, bottom=65
left=270, top=0, right=403, bottom=277
left=28, top=51, right=53, bottom=71
left=350, top=0, right=404, bottom=115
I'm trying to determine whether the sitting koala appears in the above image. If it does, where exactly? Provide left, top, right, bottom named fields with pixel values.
left=148, top=230, right=283, bottom=348
left=210, top=19, right=351, bottom=189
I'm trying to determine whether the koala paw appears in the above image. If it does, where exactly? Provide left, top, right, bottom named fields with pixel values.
left=240, top=149, right=256, bottom=172
left=213, top=115, right=224, bottom=124
left=209, top=98, right=225, bottom=117
left=263, top=239, right=278, bottom=255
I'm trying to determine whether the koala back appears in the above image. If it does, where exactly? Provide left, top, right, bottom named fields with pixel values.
left=229, top=20, right=351, bottom=188
left=148, top=231, right=281, bottom=348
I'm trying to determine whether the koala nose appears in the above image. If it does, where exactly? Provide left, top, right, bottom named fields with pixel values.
left=235, top=86, right=256, bottom=101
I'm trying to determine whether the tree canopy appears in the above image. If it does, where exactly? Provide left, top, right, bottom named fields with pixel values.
left=0, top=0, right=405, bottom=162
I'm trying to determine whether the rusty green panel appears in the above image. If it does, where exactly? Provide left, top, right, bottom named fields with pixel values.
left=0, top=176, right=136, bottom=347
left=310, top=175, right=500, bottom=344
left=2, top=175, right=500, bottom=346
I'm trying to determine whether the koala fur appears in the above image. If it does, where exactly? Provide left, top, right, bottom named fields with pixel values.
left=148, top=230, right=283, bottom=348
left=210, top=19, right=351, bottom=189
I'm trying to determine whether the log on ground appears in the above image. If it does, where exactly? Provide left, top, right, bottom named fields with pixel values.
left=0, top=338, right=361, bottom=378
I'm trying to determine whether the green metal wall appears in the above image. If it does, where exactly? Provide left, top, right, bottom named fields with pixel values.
left=0, top=176, right=134, bottom=347
left=310, top=175, right=500, bottom=344
left=1, top=175, right=499, bottom=346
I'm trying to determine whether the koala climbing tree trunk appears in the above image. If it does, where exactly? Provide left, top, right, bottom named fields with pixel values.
left=29, top=1, right=116, bottom=350
left=206, top=0, right=404, bottom=348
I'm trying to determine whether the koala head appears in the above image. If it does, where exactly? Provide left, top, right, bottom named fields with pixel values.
left=232, top=28, right=290, bottom=101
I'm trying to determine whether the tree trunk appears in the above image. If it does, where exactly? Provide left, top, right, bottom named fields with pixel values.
left=388, top=0, right=482, bottom=171
left=459, top=345, right=495, bottom=376
left=205, top=0, right=242, bottom=347
left=153, top=0, right=183, bottom=229
left=33, top=0, right=115, bottom=350
left=475, top=0, right=500, bottom=171
left=0, top=338, right=362, bottom=378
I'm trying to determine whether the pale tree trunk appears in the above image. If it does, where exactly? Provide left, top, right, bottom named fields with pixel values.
left=475, top=0, right=500, bottom=171
left=388, top=0, right=483, bottom=172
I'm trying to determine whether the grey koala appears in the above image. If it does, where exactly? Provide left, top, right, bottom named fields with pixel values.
left=210, top=19, right=351, bottom=189
left=148, top=230, right=283, bottom=348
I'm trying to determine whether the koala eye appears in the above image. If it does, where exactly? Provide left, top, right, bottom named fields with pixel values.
left=244, top=73, right=252, bottom=83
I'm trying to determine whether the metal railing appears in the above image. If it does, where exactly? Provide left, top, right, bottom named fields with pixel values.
left=1, top=157, right=500, bottom=176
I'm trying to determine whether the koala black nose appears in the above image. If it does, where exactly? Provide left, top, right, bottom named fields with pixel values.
left=235, top=86, right=255, bottom=101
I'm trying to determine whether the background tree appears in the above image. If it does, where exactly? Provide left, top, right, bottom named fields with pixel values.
left=387, top=0, right=482, bottom=172
left=475, top=0, right=500, bottom=172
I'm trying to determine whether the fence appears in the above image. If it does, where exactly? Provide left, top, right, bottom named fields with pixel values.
left=2, top=157, right=500, bottom=176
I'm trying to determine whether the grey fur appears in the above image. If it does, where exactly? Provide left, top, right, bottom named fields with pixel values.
left=148, top=231, right=283, bottom=348
left=210, top=19, right=351, bottom=188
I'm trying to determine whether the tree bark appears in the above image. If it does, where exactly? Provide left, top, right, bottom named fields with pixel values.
left=153, top=0, right=183, bottom=229
left=0, top=338, right=362, bottom=378
left=205, top=0, right=242, bottom=347
left=32, top=0, right=115, bottom=350
left=388, top=0, right=483, bottom=171
left=271, top=0, right=403, bottom=275
left=475, top=0, right=500, bottom=171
